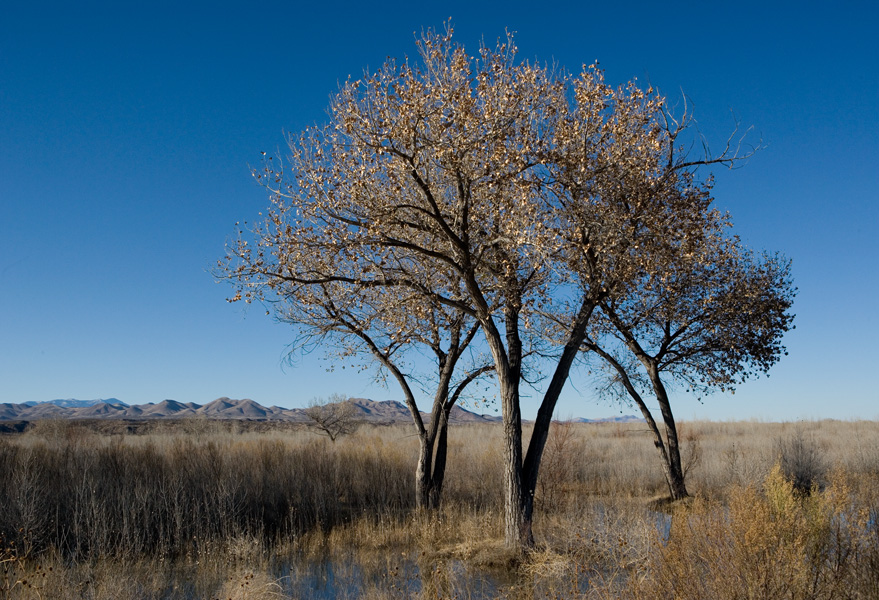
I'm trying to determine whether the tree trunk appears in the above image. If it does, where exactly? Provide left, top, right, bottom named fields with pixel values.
left=502, top=402, right=532, bottom=550
left=415, top=435, right=433, bottom=510
left=428, top=407, right=450, bottom=510
left=621, top=382, right=680, bottom=500
left=517, top=299, right=596, bottom=542
left=587, top=341, right=687, bottom=501
left=501, top=309, right=535, bottom=551
left=627, top=394, right=688, bottom=500
left=489, top=298, right=595, bottom=551
left=480, top=316, right=533, bottom=550
left=648, top=368, right=688, bottom=500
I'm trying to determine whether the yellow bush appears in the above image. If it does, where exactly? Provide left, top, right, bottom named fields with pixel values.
left=630, top=465, right=877, bottom=600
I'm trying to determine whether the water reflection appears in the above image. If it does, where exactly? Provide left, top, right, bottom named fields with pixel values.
left=273, top=552, right=512, bottom=599
left=155, top=501, right=673, bottom=599
left=263, top=506, right=671, bottom=599
left=265, top=545, right=633, bottom=600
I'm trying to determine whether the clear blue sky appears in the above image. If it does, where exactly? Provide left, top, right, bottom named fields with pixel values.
left=2, top=0, right=877, bottom=421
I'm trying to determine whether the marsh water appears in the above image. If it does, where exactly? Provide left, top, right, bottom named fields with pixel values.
left=219, top=506, right=673, bottom=600
left=277, top=553, right=521, bottom=599
left=186, top=507, right=673, bottom=600
left=247, top=551, right=586, bottom=600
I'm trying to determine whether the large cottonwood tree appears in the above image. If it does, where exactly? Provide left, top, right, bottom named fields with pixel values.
left=222, top=26, right=756, bottom=550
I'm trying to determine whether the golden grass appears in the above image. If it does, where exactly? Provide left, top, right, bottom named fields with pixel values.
left=0, top=418, right=877, bottom=599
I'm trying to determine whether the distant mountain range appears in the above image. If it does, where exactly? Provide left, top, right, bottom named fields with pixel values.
left=0, top=397, right=640, bottom=424
left=0, top=397, right=497, bottom=424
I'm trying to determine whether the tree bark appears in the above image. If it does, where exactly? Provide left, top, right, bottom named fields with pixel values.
left=415, top=436, right=433, bottom=510
left=647, top=366, right=688, bottom=500
left=502, top=389, right=531, bottom=549
left=477, top=310, right=533, bottom=550
left=428, top=406, right=450, bottom=510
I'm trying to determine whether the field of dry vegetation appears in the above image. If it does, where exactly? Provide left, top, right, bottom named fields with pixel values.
left=1, top=418, right=878, bottom=599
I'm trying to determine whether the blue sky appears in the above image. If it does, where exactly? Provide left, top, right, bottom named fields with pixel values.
left=2, top=0, right=877, bottom=420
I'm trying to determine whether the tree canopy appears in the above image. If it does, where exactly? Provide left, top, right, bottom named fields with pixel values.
left=221, top=24, right=792, bottom=550
left=584, top=236, right=795, bottom=498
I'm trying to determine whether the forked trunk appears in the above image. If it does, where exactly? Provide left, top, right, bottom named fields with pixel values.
left=589, top=342, right=689, bottom=501
left=629, top=395, right=684, bottom=500
left=415, top=402, right=454, bottom=511
left=499, top=370, right=538, bottom=550
left=496, top=299, right=595, bottom=551
left=632, top=392, right=688, bottom=500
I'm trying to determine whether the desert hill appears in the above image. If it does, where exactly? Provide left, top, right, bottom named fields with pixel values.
left=0, top=397, right=502, bottom=424
left=0, top=397, right=639, bottom=424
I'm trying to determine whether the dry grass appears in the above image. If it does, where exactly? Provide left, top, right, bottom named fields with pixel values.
left=0, top=418, right=877, bottom=599
left=618, top=466, right=879, bottom=600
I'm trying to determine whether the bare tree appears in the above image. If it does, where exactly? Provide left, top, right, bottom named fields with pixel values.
left=222, top=25, right=759, bottom=551
left=583, top=240, right=795, bottom=499
left=303, top=394, right=360, bottom=442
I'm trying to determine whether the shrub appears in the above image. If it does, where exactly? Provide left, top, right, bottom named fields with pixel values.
left=776, top=426, right=827, bottom=493
left=628, top=465, right=877, bottom=600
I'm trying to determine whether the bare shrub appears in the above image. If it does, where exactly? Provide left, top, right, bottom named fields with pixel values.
left=536, top=421, right=581, bottom=512
left=304, top=394, right=360, bottom=442
left=775, top=426, right=827, bottom=493
left=678, top=423, right=702, bottom=481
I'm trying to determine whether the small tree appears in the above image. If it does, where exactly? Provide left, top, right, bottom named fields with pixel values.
left=583, top=241, right=795, bottom=499
left=304, top=394, right=359, bottom=442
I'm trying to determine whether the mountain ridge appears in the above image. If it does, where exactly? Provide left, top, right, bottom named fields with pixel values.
left=0, top=397, right=640, bottom=424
